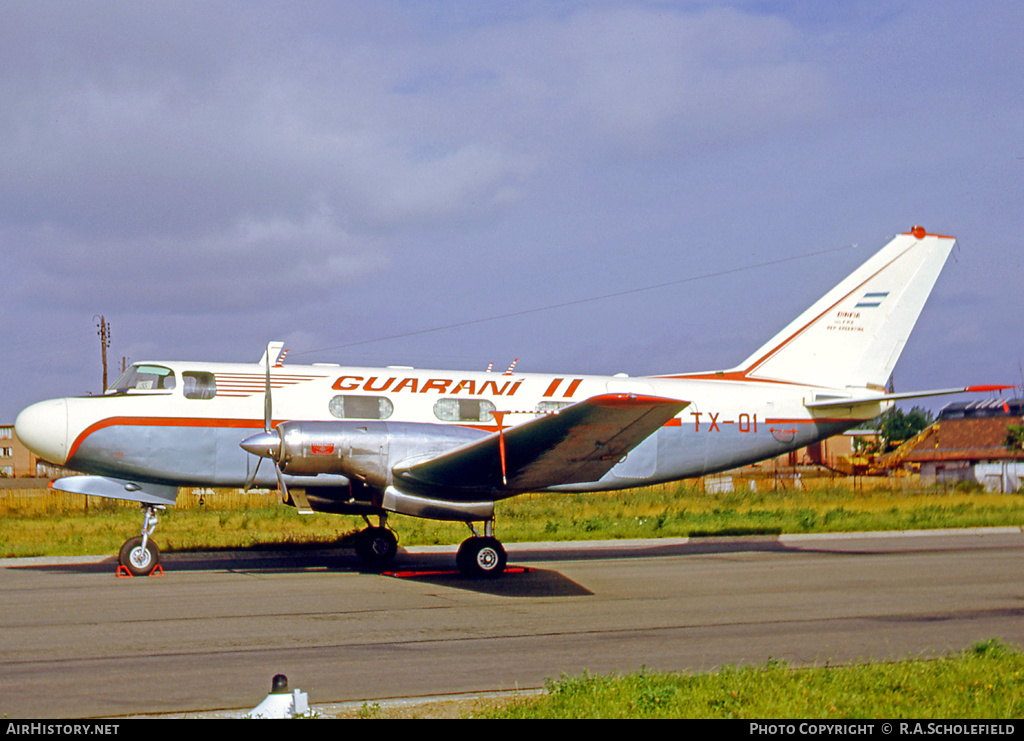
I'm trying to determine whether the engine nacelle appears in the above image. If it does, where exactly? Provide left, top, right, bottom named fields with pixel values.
left=273, top=421, right=486, bottom=490
left=276, top=421, right=387, bottom=483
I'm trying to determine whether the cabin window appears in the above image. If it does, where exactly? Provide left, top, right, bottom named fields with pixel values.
left=329, top=395, right=394, bottom=420
left=433, top=398, right=496, bottom=423
left=183, top=372, right=217, bottom=400
left=108, top=364, right=176, bottom=393
left=536, top=401, right=572, bottom=414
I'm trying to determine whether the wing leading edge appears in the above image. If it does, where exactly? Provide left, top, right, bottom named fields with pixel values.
left=393, top=394, right=689, bottom=498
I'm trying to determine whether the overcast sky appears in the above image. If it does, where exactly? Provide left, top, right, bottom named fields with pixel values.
left=3, top=1, right=1022, bottom=421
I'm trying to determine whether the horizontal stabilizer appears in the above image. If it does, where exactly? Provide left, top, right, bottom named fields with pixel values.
left=805, top=385, right=1014, bottom=412
left=51, top=475, right=179, bottom=506
left=393, top=394, right=688, bottom=497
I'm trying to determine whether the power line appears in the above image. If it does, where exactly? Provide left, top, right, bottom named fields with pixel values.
left=293, top=241, right=858, bottom=357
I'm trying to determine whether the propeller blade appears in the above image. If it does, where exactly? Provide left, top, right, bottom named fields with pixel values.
left=241, top=343, right=278, bottom=493
left=246, top=342, right=287, bottom=503
left=243, top=456, right=263, bottom=493
left=264, top=346, right=273, bottom=433
left=274, top=460, right=289, bottom=504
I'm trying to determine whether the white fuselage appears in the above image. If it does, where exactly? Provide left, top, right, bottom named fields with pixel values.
left=16, top=359, right=886, bottom=492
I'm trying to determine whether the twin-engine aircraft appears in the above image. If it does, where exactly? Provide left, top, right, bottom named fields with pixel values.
left=15, top=227, right=1004, bottom=577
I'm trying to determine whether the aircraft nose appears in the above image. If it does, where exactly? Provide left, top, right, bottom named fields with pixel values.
left=14, top=398, right=69, bottom=465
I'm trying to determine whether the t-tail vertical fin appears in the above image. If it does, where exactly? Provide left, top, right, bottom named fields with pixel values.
left=731, top=227, right=956, bottom=390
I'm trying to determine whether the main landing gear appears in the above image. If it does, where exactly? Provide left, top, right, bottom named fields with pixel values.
left=354, top=515, right=399, bottom=570
left=118, top=505, right=164, bottom=576
left=456, top=521, right=507, bottom=578
left=351, top=515, right=508, bottom=578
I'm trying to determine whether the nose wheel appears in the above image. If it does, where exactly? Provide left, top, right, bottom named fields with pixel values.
left=118, top=505, right=164, bottom=576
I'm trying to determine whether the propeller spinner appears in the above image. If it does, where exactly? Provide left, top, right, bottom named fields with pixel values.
left=240, top=431, right=280, bottom=460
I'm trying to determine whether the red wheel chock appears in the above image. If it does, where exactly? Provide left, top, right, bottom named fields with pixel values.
left=116, top=564, right=164, bottom=578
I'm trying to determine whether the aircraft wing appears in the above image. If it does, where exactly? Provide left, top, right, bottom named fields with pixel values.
left=805, top=385, right=1013, bottom=412
left=393, top=394, right=689, bottom=497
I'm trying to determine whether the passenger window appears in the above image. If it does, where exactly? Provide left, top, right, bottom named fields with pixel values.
left=183, top=372, right=217, bottom=400
left=329, top=395, right=394, bottom=420
left=433, top=398, right=496, bottom=423
left=536, top=401, right=572, bottom=414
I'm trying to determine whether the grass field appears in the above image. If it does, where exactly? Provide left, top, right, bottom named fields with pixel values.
left=467, top=639, right=1024, bottom=719
left=2, top=476, right=1022, bottom=558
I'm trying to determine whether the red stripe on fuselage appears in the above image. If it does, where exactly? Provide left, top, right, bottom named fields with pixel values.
left=68, top=417, right=268, bottom=461
left=67, top=410, right=701, bottom=464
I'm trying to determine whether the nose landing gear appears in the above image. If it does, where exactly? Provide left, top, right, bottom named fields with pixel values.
left=118, top=505, right=164, bottom=576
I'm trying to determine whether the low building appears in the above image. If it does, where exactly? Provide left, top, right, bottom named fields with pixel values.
left=1, top=424, right=33, bottom=478
left=885, top=399, right=1024, bottom=492
left=1, top=423, right=69, bottom=479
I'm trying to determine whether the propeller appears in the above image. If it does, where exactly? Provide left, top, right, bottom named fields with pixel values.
left=241, top=344, right=288, bottom=502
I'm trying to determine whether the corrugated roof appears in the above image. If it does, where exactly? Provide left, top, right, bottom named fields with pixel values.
left=939, top=398, right=1023, bottom=419
left=892, top=416, right=1024, bottom=463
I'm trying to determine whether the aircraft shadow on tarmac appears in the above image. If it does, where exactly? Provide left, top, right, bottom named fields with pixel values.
left=6, top=535, right=852, bottom=598
left=8, top=546, right=596, bottom=597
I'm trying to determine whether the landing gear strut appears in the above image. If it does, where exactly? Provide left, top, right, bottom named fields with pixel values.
left=457, top=520, right=507, bottom=578
left=354, top=514, right=398, bottom=571
left=118, top=505, right=164, bottom=576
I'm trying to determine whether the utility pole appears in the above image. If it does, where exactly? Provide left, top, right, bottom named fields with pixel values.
left=94, top=315, right=111, bottom=391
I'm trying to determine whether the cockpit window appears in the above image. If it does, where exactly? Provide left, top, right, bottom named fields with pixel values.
left=108, top=365, right=176, bottom=393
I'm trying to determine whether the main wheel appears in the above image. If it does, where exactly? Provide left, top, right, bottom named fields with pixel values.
left=354, top=527, right=398, bottom=570
left=456, top=536, right=507, bottom=578
left=118, top=536, right=160, bottom=576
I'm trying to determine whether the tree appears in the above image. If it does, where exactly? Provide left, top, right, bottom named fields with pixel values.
left=1007, top=421, right=1024, bottom=452
left=877, top=406, right=934, bottom=451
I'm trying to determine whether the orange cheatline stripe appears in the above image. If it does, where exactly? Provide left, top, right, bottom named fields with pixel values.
left=68, top=416, right=268, bottom=460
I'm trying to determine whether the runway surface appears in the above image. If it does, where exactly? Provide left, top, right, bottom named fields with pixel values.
left=2, top=528, right=1022, bottom=718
